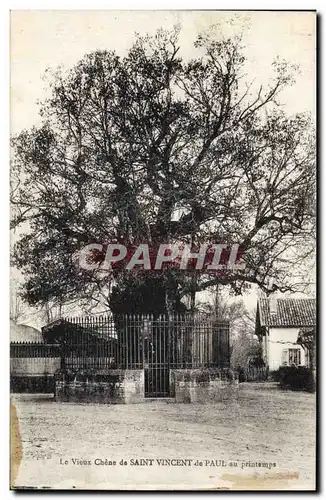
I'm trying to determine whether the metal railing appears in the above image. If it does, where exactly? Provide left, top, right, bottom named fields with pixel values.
left=10, top=342, right=61, bottom=358
left=11, top=316, right=230, bottom=398
left=40, top=314, right=230, bottom=371
left=11, top=315, right=230, bottom=369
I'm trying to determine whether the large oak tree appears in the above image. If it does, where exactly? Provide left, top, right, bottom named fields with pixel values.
left=11, top=27, right=315, bottom=314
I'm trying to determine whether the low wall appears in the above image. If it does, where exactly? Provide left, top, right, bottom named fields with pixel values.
left=55, top=369, right=144, bottom=404
left=170, top=368, right=238, bottom=403
left=54, top=368, right=237, bottom=404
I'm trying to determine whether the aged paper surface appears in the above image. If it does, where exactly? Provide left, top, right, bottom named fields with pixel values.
left=10, top=10, right=316, bottom=491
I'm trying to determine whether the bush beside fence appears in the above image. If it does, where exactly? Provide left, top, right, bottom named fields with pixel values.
left=236, top=365, right=267, bottom=382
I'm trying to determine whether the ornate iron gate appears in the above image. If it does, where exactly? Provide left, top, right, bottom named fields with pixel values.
left=141, top=316, right=230, bottom=398
left=143, top=319, right=170, bottom=398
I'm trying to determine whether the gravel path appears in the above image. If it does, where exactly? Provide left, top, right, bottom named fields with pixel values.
left=11, top=383, right=316, bottom=490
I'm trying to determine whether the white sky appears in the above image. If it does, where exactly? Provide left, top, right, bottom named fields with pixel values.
left=11, top=11, right=315, bottom=134
left=10, top=10, right=316, bottom=324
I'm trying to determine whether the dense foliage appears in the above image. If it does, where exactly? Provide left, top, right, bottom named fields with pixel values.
left=11, top=27, right=315, bottom=313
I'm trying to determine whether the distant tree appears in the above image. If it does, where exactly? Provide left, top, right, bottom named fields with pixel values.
left=297, top=327, right=316, bottom=371
left=11, top=26, right=315, bottom=314
left=10, top=289, right=24, bottom=323
left=195, top=292, right=256, bottom=356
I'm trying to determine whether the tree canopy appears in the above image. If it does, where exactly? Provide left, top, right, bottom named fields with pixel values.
left=11, top=26, right=315, bottom=314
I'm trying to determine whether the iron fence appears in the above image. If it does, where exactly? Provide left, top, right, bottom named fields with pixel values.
left=11, top=316, right=230, bottom=398
left=41, top=314, right=230, bottom=371
left=245, top=365, right=268, bottom=382
left=10, top=342, right=61, bottom=358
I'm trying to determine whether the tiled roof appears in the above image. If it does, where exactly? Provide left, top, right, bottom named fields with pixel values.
left=258, top=298, right=316, bottom=327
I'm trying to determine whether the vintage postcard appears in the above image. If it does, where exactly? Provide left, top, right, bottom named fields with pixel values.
left=10, top=10, right=316, bottom=491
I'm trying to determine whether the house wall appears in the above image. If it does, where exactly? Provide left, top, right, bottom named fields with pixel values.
left=268, top=327, right=306, bottom=371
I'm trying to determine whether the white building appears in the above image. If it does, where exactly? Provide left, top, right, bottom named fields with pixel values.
left=255, top=298, right=316, bottom=371
left=10, top=319, right=43, bottom=343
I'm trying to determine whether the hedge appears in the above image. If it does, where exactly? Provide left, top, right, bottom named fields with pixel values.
left=270, top=366, right=315, bottom=393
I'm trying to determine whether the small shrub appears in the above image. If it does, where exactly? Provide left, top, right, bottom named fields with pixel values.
left=236, top=366, right=247, bottom=383
left=270, top=369, right=281, bottom=382
left=272, top=366, right=315, bottom=392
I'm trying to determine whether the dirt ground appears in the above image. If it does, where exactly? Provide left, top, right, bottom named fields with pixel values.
left=11, top=382, right=316, bottom=490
